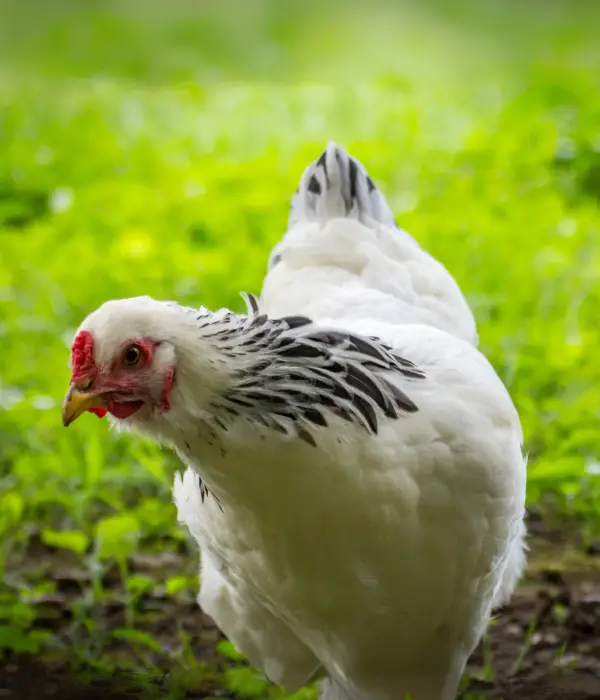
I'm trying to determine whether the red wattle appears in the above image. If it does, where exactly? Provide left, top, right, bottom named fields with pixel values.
left=106, top=400, right=144, bottom=420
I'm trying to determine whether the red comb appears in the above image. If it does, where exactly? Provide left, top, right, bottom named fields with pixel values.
left=70, top=330, right=107, bottom=420
left=71, top=330, right=97, bottom=381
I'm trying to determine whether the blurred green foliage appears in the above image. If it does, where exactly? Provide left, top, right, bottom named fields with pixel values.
left=1, top=0, right=600, bottom=692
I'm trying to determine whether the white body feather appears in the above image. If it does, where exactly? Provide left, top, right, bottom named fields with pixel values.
left=172, top=144, right=526, bottom=700
left=83, top=142, right=526, bottom=700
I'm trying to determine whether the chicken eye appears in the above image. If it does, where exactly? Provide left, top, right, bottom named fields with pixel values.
left=123, top=345, right=142, bottom=366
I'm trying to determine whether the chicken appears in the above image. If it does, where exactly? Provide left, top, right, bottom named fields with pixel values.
left=62, top=142, right=526, bottom=700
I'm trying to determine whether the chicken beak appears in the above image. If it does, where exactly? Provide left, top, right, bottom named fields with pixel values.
left=62, top=385, right=105, bottom=427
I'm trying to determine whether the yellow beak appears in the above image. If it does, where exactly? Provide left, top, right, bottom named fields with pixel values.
left=62, top=385, right=105, bottom=427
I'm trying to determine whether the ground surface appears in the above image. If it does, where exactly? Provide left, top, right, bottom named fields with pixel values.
left=464, top=513, right=600, bottom=700
left=4, top=514, right=600, bottom=700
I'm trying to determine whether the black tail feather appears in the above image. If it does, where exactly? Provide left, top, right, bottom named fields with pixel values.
left=288, top=141, right=397, bottom=230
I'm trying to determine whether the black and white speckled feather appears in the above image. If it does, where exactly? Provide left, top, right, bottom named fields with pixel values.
left=286, top=141, right=398, bottom=233
left=196, top=293, right=425, bottom=445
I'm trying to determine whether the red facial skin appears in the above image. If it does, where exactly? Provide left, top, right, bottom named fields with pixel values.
left=70, top=330, right=174, bottom=420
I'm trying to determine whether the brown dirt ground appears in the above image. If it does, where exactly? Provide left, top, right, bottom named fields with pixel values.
left=3, top=511, right=600, bottom=700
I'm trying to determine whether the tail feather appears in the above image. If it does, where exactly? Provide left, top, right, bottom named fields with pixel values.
left=288, top=141, right=397, bottom=230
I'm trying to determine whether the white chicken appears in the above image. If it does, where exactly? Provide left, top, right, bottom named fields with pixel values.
left=63, top=142, right=526, bottom=700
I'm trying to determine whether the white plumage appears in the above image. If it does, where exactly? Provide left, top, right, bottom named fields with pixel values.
left=65, top=142, right=526, bottom=700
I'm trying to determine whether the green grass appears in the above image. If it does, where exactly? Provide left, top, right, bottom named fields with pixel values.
left=1, top=0, right=600, bottom=695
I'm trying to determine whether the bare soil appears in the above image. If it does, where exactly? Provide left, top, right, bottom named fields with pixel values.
left=3, top=511, right=600, bottom=699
